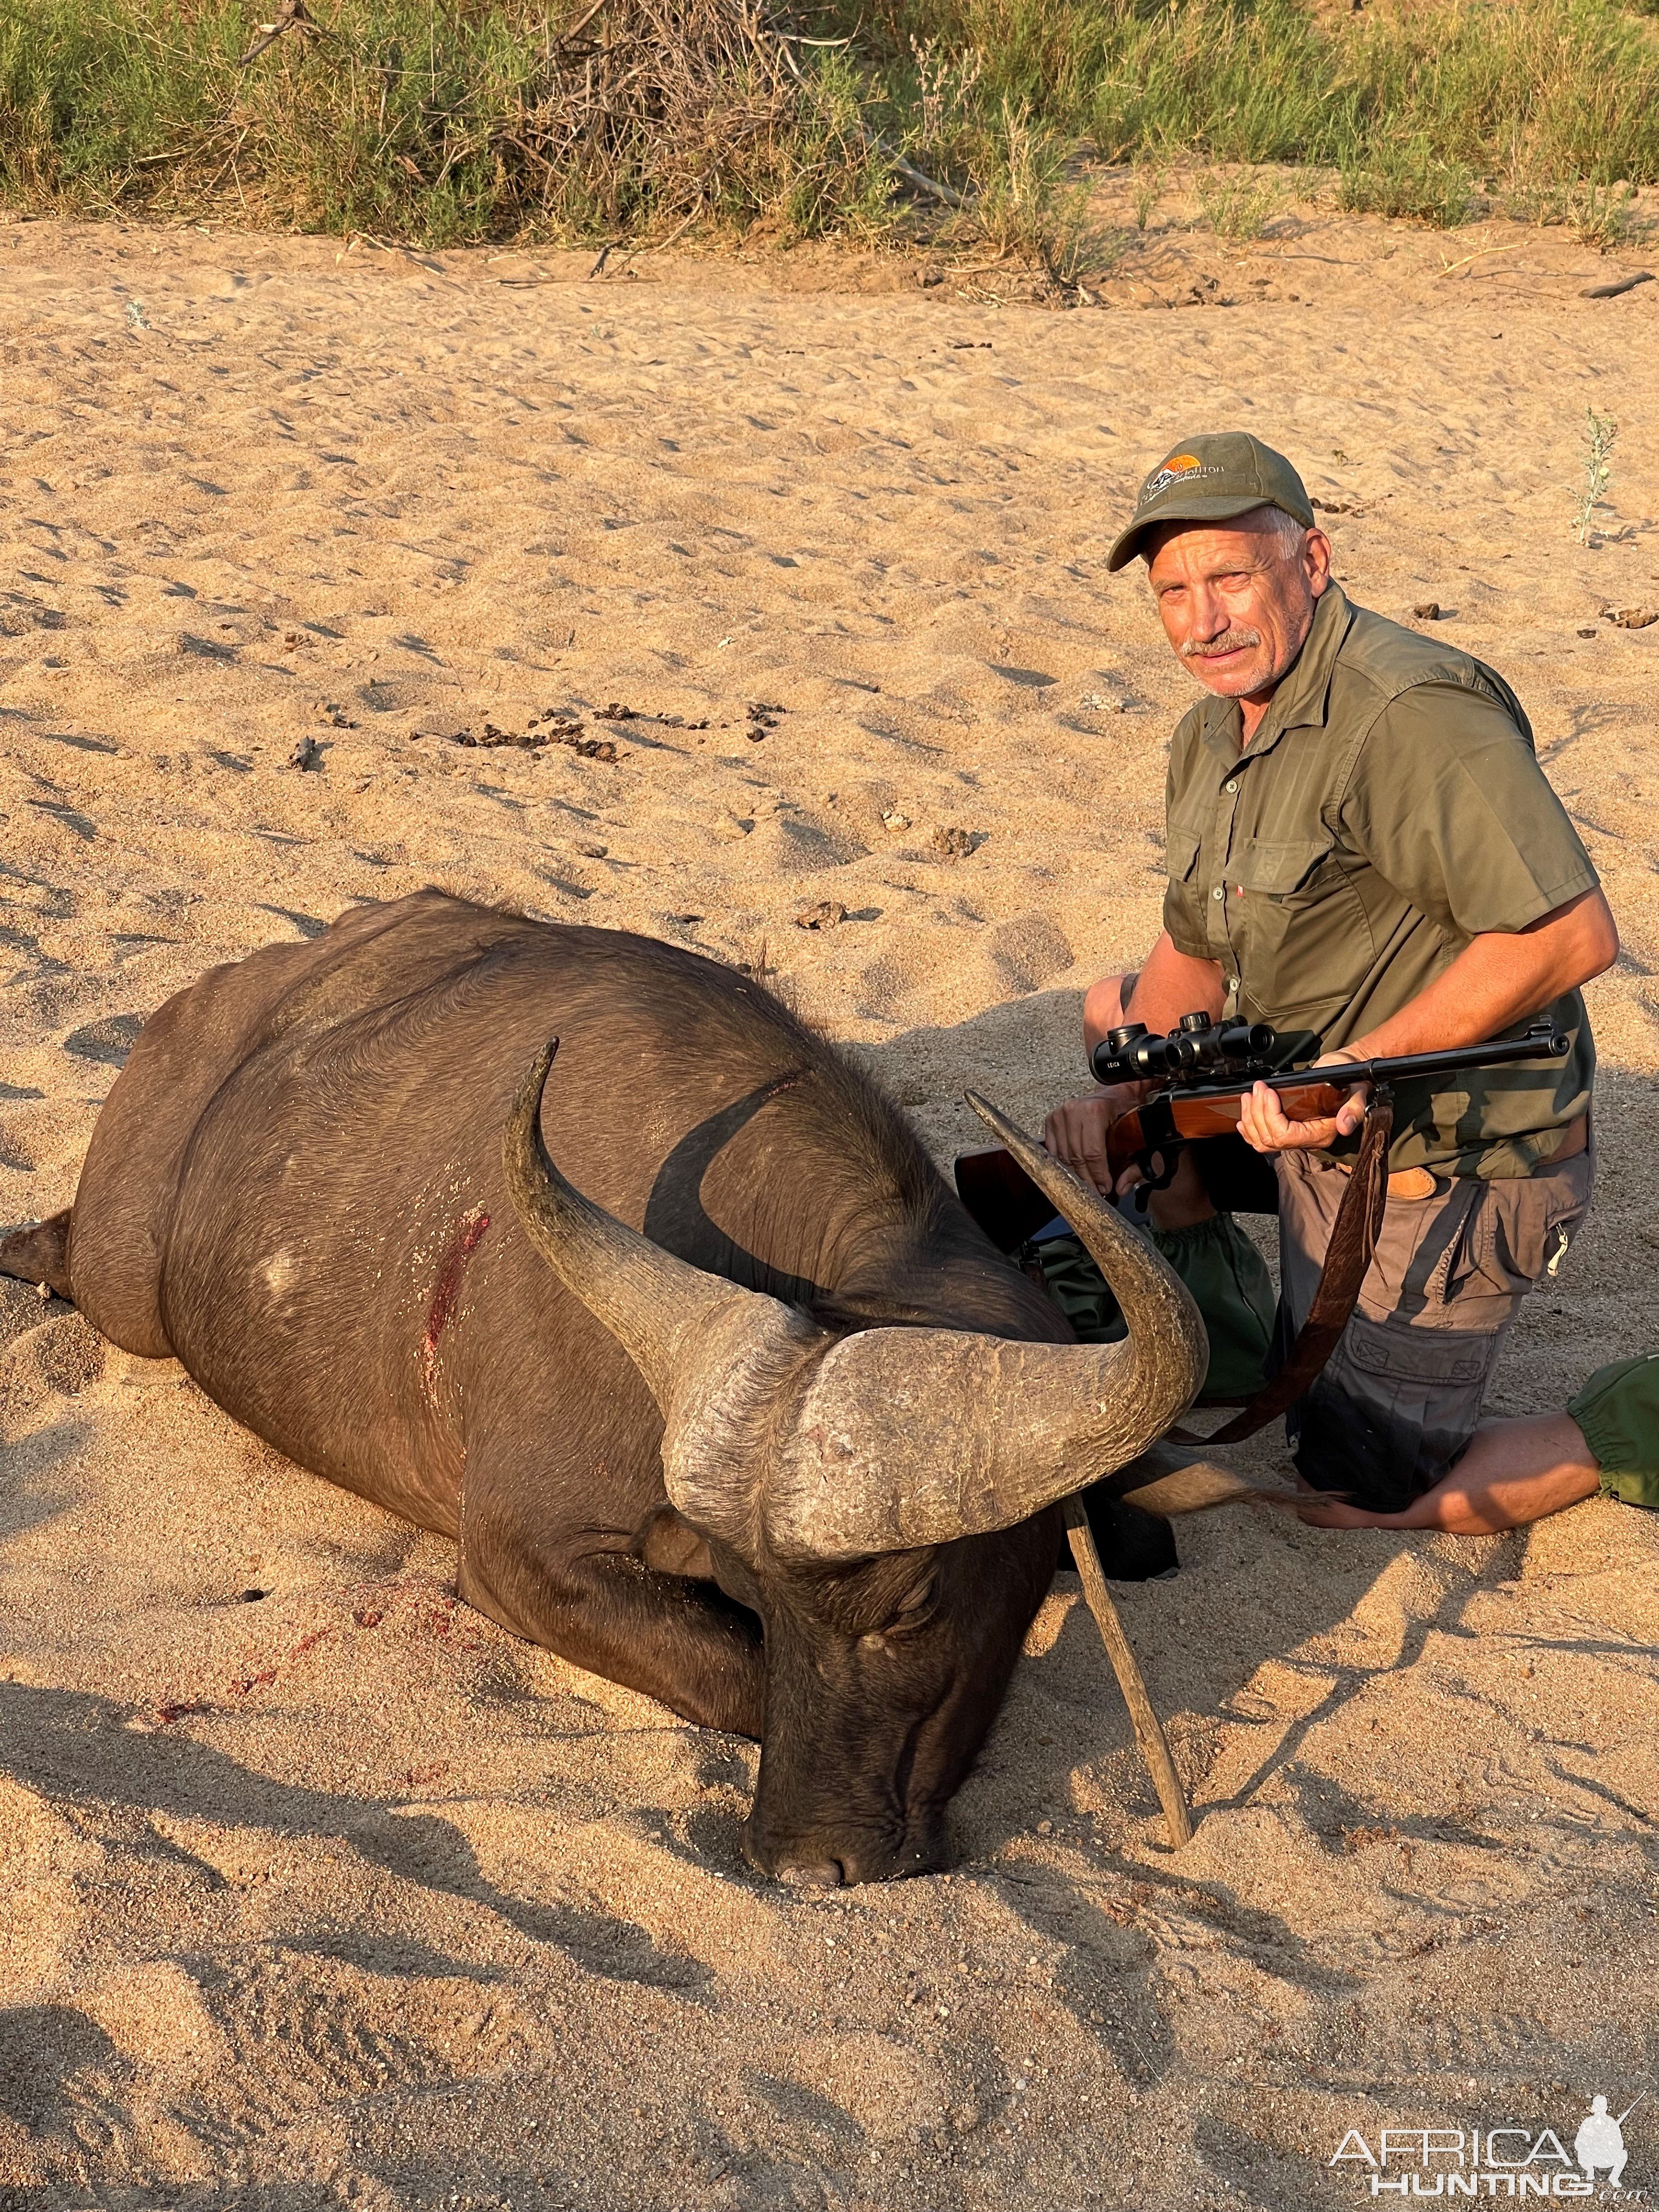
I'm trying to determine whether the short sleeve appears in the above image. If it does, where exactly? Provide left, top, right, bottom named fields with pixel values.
left=1342, top=682, right=1598, bottom=938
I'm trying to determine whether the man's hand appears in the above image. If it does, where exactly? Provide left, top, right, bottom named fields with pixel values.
left=1236, top=1048, right=1368, bottom=1155
left=1042, top=1085, right=1143, bottom=1197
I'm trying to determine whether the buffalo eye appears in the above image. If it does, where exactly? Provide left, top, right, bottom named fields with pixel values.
left=866, top=1575, right=939, bottom=1645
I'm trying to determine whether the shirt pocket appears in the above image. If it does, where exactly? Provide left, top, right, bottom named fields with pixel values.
left=1161, top=823, right=1209, bottom=951
left=1166, top=825, right=1203, bottom=883
left=1227, top=833, right=1370, bottom=1013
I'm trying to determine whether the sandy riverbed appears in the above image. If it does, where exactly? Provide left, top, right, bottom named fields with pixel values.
left=1, top=204, right=1656, bottom=2211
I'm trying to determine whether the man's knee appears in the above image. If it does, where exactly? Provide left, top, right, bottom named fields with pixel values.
left=1084, top=971, right=1138, bottom=1037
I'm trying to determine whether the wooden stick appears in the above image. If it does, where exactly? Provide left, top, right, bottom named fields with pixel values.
left=1063, top=1496, right=1194, bottom=1849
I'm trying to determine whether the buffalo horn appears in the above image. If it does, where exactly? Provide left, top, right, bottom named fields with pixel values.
left=504, top=1045, right=1207, bottom=1566
left=754, top=1098, right=1207, bottom=1560
left=502, top=1039, right=825, bottom=1551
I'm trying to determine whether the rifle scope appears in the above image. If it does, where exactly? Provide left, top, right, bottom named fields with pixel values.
left=1091, top=1013, right=1277, bottom=1087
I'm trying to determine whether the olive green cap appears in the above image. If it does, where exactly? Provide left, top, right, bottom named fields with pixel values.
left=1107, top=431, right=1316, bottom=572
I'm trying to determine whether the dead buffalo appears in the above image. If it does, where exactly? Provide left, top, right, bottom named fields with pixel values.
left=1, top=890, right=1203, bottom=1883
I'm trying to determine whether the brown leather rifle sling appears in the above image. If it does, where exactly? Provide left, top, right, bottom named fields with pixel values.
left=1173, top=1086, right=1394, bottom=1446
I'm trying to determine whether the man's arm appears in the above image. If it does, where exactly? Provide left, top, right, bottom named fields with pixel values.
left=1237, top=887, right=1618, bottom=1154
left=1333, top=886, right=1615, bottom=1059
left=1083, top=932, right=1224, bottom=1052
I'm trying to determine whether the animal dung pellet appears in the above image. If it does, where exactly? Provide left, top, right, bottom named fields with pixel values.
left=795, top=900, right=847, bottom=931
left=1577, top=627, right=1599, bottom=639
left=746, top=701, right=783, bottom=741
left=574, top=840, right=608, bottom=859
left=595, top=702, right=636, bottom=722
left=1412, top=601, right=1441, bottom=620
left=930, top=825, right=979, bottom=860
left=445, top=719, right=619, bottom=761
left=289, top=735, right=323, bottom=771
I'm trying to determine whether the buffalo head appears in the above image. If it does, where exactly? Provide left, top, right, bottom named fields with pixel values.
left=504, top=1041, right=1205, bottom=1883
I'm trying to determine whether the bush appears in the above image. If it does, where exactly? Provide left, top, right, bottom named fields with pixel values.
left=0, top=0, right=889, bottom=241
left=2, top=0, right=1657, bottom=244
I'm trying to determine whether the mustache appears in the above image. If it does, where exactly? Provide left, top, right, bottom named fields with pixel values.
left=1182, top=628, right=1261, bottom=659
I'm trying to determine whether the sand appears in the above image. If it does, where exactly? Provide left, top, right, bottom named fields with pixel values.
left=1, top=203, right=1656, bottom=2211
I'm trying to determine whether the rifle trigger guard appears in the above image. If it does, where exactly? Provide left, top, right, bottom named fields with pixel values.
left=1132, top=1145, right=1181, bottom=1208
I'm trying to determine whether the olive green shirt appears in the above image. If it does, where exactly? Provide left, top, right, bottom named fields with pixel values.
left=1162, top=585, right=1598, bottom=1176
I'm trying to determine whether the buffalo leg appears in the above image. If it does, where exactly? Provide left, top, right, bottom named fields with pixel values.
left=0, top=1210, right=74, bottom=1301
left=458, top=1513, right=766, bottom=1738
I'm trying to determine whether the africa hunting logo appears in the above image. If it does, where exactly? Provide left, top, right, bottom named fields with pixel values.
left=1327, top=2091, right=1645, bottom=2198
left=1141, top=452, right=1221, bottom=504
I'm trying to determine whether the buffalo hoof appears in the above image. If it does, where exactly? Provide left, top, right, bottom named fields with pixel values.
left=0, top=1210, right=74, bottom=1303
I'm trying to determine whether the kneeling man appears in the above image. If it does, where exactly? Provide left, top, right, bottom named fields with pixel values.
left=1046, top=433, right=1621, bottom=1531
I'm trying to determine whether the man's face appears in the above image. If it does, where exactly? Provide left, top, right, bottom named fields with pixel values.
left=1146, top=511, right=1332, bottom=703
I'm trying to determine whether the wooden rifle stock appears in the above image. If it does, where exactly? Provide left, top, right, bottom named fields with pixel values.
left=1104, top=1079, right=1348, bottom=1186
left=952, top=1091, right=1344, bottom=1248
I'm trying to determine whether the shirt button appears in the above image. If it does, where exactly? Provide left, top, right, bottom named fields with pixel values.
left=1212, top=886, right=1225, bottom=901
left=1225, top=778, right=1239, bottom=793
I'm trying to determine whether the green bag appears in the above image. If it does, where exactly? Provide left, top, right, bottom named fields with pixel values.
left=1025, top=1212, right=1276, bottom=1404
left=1568, top=1354, right=1659, bottom=1508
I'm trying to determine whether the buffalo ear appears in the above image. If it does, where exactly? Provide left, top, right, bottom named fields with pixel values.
left=639, top=1504, right=719, bottom=1582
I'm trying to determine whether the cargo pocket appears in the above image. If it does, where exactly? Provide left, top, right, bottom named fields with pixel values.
left=1296, top=1311, right=1502, bottom=1508
left=1459, top=1164, right=1593, bottom=1302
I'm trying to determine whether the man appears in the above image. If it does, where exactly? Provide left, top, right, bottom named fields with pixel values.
left=1045, top=432, right=1621, bottom=1529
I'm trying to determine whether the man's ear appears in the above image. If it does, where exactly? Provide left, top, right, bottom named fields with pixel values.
left=1304, top=526, right=1334, bottom=597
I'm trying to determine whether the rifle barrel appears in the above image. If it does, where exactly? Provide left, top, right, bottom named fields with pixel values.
left=1155, top=1028, right=1570, bottom=1109
left=1291, top=1029, right=1570, bottom=1093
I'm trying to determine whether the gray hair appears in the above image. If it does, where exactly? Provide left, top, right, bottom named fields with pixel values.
left=1254, top=503, right=1310, bottom=558
left=1140, top=501, right=1311, bottom=567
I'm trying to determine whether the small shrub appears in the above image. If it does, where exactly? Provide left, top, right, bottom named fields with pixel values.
left=1574, top=407, right=1617, bottom=545
left=1337, top=141, right=1475, bottom=229
left=1131, top=156, right=1166, bottom=231
left=1195, top=168, right=1289, bottom=243
left=1570, top=179, right=1638, bottom=252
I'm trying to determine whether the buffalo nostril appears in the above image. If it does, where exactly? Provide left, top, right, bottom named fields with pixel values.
left=776, top=1859, right=845, bottom=1888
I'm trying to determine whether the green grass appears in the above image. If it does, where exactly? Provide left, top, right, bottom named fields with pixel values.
left=3, top=0, right=1658, bottom=250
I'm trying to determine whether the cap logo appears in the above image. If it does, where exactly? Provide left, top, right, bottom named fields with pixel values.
left=1141, top=452, right=1221, bottom=506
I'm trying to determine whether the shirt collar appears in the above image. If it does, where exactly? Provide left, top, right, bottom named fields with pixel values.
left=1198, top=582, right=1354, bottom=765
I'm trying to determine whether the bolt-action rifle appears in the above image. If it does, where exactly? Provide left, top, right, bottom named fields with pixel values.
left=956, top=1014, right=1571, bottom=1252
